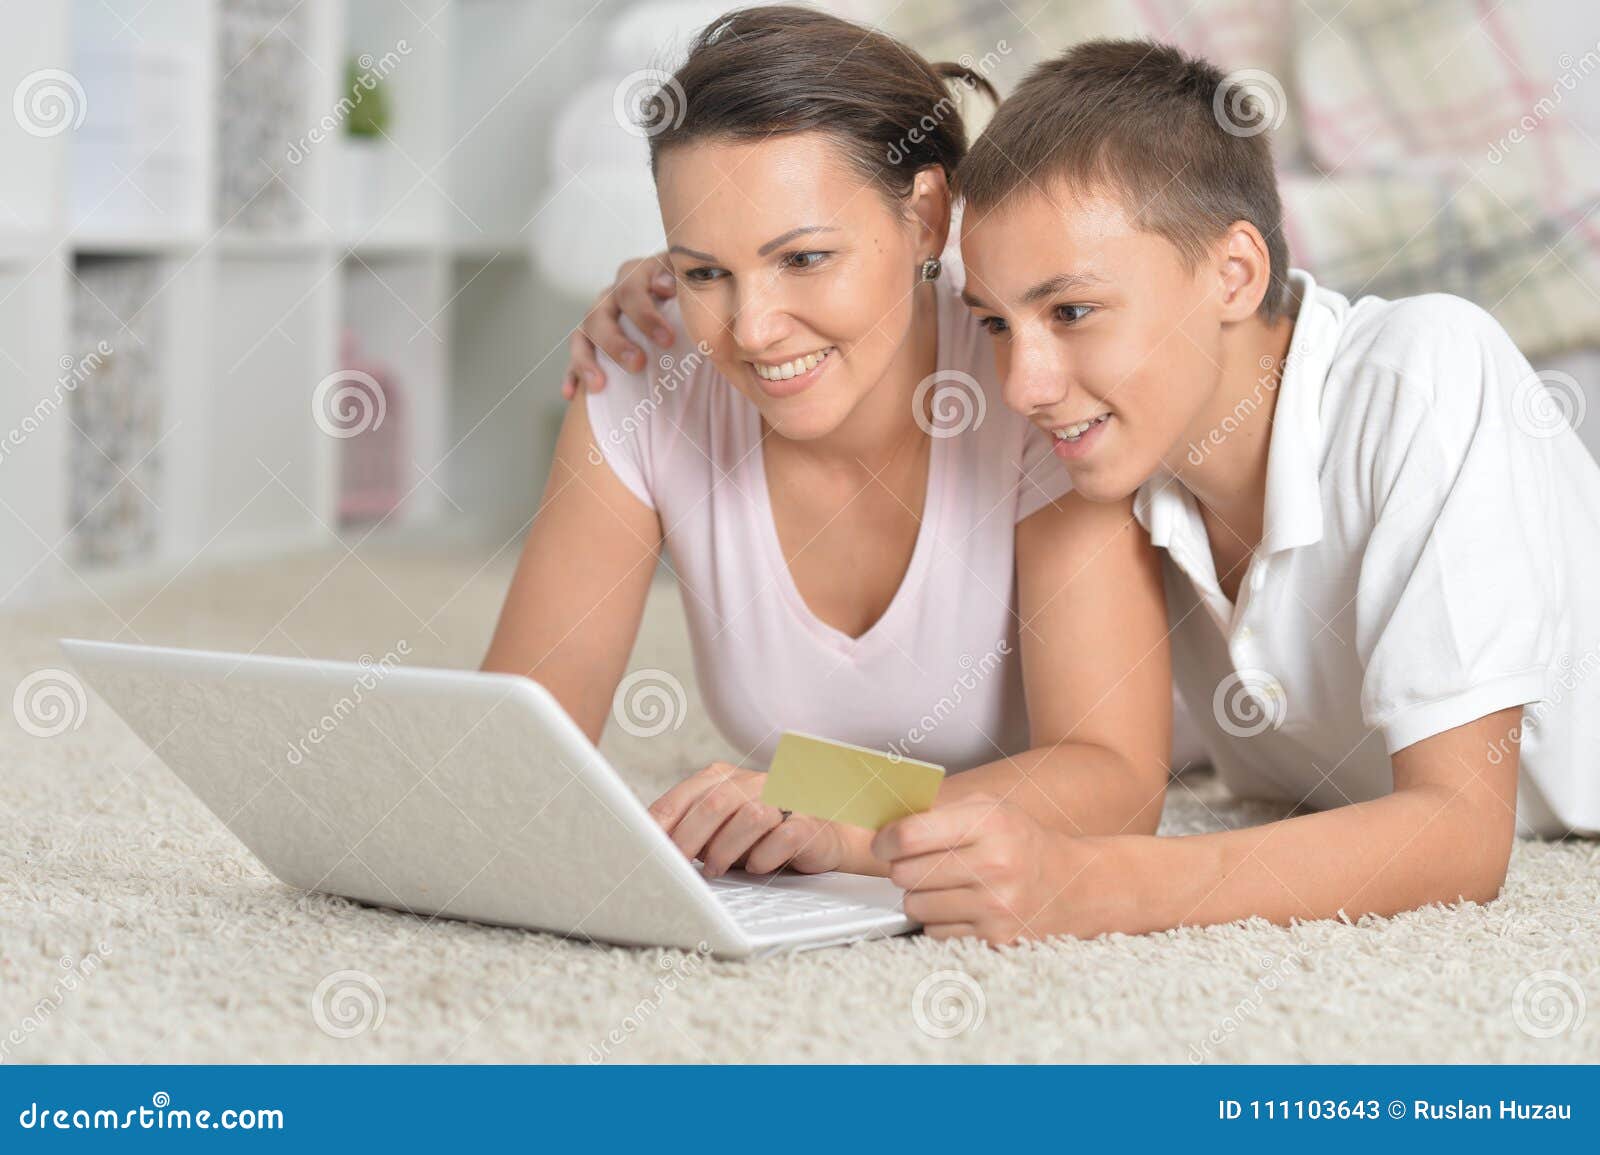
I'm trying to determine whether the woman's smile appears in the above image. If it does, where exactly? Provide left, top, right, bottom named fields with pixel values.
left=746, top=345, right=836, bottom=398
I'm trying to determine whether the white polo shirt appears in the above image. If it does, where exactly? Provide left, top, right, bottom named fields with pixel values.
left=1139, top=268, right=1600, bottom=837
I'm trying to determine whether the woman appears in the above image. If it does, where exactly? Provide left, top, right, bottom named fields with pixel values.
left=482, top=6, right=1174, bottom=883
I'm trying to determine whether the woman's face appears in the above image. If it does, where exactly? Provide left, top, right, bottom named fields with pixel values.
left=654, top=132, right=939, bottom=441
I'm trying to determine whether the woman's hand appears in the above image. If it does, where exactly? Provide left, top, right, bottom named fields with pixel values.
left=562, top=252, right=678, bottom=399
left=647, top=761, right=845, bottom=876
left=872, top=793, right=1130, bottom=945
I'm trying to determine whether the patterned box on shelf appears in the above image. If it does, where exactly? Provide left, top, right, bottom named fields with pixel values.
left=68, top=258, right=166, bottom=567
left=216, top=0, right=310, bottom=233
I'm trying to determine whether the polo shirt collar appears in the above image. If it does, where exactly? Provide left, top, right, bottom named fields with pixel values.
left=1258, top=267, right=1338, bottom=555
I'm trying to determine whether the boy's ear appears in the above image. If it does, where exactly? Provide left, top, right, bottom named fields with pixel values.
left=907, top=165, right=952, bottom=260
left=1216, top=220, right=1273, bottom=323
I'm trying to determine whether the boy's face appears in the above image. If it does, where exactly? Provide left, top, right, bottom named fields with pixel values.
left=960, top=185, right=1226, bottom=502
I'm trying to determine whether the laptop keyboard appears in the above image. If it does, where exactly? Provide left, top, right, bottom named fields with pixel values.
left=704, top=877, right=874, bottom=930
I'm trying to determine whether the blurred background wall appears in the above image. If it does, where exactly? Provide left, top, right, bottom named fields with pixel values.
left=1, top=0, right=1597, bottom=612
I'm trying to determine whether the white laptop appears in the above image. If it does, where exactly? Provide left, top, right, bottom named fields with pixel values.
left=59, top=638, right=915, bottom=960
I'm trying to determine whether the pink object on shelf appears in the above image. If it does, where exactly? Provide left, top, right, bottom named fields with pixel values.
left=335, top=330, right=409, bottom=525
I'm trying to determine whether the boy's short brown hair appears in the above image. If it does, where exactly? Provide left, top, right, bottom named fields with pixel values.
left=958, top=39, right=1290, bottom=319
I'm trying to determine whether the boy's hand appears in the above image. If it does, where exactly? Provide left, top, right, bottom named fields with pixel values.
left=872, top=793, right=1124, bottom=945
left=647, top=762, right=845, bottom=876
left=563, top=253, right=678, bottom=399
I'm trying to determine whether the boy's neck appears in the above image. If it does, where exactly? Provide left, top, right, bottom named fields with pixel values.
left=1170, top=309, right=1298, bottom=554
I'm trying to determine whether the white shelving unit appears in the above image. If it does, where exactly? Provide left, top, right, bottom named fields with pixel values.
left=0, top=0, right=576, bottom=605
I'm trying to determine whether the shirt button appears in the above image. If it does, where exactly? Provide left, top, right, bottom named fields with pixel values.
left=1238, top=626, right=1254, bottom=640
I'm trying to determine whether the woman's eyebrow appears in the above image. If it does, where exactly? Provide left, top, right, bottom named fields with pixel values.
left=667, top=244, right=717, bottom=261
left=757, top=225, right=839, bottom=256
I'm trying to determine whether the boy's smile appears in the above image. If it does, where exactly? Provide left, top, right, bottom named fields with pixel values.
left=1050, top=412, right=1112, bottom=458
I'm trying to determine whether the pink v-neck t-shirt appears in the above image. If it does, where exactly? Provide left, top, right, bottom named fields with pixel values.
left=585, top=279, right=1073, bottom=773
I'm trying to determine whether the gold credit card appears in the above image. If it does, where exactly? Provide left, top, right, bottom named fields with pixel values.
left=761, top=732, right=945, bottom=831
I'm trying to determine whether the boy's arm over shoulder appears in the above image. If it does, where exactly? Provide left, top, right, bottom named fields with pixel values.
left=579, top=298, right=707, bottom=510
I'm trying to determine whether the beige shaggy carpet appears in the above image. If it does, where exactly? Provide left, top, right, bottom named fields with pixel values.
left=3, top=541, right=1597, bottom=1063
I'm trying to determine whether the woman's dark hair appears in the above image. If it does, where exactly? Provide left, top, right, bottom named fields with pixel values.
left=639, top=5, right=997, bottom=206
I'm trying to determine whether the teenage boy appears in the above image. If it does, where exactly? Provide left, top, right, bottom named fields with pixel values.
left=865, top=39, right=1600, bottom=942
